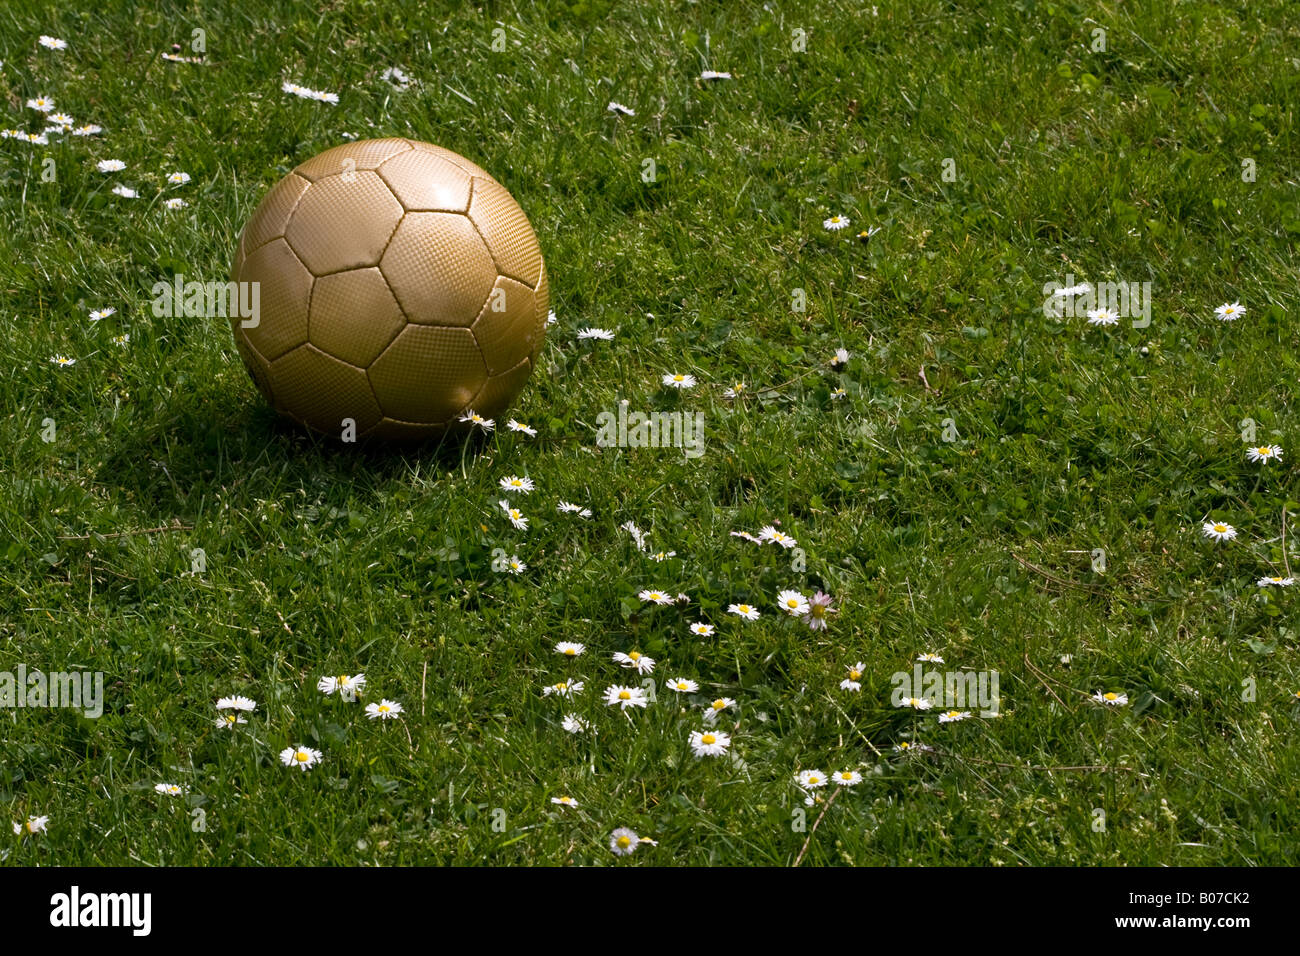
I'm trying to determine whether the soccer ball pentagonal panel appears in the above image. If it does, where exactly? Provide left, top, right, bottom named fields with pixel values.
left=379, top=213, right=496, bottom=327
left=467, top=176, right=542, bottom=288
left=237, top=238, right=312, bottom=360
left=472, top=276, right=539, bottom=376
left=309, top=268, right=406, bottom=368
left=368, top=324, right=487, bottom=423
left=293, top=138, right=412, bottom=183
left=377, top=149, right=472, bottom=213
left=238, top=172, right=309, bottom=257
left=268, top=344, right=383, bottom=434
left=284, top=171, right=404, bottom=274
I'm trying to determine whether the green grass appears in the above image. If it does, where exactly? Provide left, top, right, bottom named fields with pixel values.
left=1, top=0, right=1298, bottom=865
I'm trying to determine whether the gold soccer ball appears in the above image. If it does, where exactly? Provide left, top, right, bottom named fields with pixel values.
left=230, top=138, right=548, bottom=440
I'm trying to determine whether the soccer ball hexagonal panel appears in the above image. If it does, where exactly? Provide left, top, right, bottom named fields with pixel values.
left=284, top=171, right=404, bottom=275
left=467, top=176, right=543, bottom=288
left=267, top=344, right=383, bottom=435
left=368, top=324, right=487, bottom=423
left=377, top=149, right=473, bottom=213
left=235, top=237, right=312, bottom=361
left=308, top=268, right=407, bottom=368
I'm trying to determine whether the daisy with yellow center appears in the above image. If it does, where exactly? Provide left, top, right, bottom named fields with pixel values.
left=689, top=729, right=732, bottom=757
left=1092, top=691, right=1128, bottom=706
left=279, top=746, right=323, bottom=770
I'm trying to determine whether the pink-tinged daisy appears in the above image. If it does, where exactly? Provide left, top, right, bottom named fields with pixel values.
left=807, top=591, right=836, bottom=630
left=279, top=746, right=323, bottom=771
left=604, top=685, right=649, bottom=710
left=689, top=729, right=732, bottom=757
left=727, top=602, right=760, bottom=620
left=612, top=650, right=655, bottom=674
left=776, top=589, right=810, bottom=616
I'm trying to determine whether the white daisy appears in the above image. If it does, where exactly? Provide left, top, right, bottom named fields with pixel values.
left=917, top=653, right=944, bottom=663
left=154, top=783, right=186, bottom=796
left=612, top=650, right=655, bottom=675
left=1214, top=301, right=1245, bottom=321
left=14, top=816, right=49, bottom=835
left=164, top=198, right=189, bottom=209
left=622, top=522, right=650, bottom=551
left=498, top=499, right=528, bottom=530
left=316, top=674, right=366, bottom=697
left=1086, top=307, right=1120, bottom=326
left=604, top=685, right=649, bottom=710
left=840, top=662, right=865, bottom=692
left=216, top=695, right=257, bottom=711
left=648, top=549, right=676, bottom=562
left=758, top=526, right=797, bottom=549
left=1257, top=576, right=1295, bottom=587
left=365, top=699, right=403, bottom=719
left=899, top=697, right=933, bottom=710
left=776, top=589, right=810, bottom=616
left=823, top=214, right=850, bottom=231
left=72, top=124, right=103, bottom=137
left=279, top=746, right=323, bottom=770
left=561, top=714, right=590, bottom=733
left=638, top=588, right=673, bottom=605
left=700, top=70, right=733, bottom=80
left=543, top=680, right=584, bottom=699
left=459, top=409, right=495, bottom=431
left=662, top=372, right=697, bottom=389
left=688, top=622, right=715, bottom=637
left=214, top=713, right=247, bottom=729
left=47, top=113, right=74, bottom=127
left=1245, top=444, right=1282, bottom=464
left=727, top=602, right=760, bottom=620
left=499, top=475, right=534, bottom=493
left=610, top=827, right=640, bottom=854
left=703, top=697, right=737, bottom=723
left=1092, top=691, right=1128, bottom=706
left=167, top=171, right=191, bottom=185
left=550, top=795, right=578, bottom=808
left=507, top=418, right=537, bottom=436
left=577, top=327, right=615, bottom=340
left=112, top=334, right=130, bottom=346
left=831, top=769, right=863, bottom=786
left=88, top=307, right=116, bottom=321
left=111, top=185, right=138, bottom=198
left=557, top=500, right=592, bottom=518
left=607, top=101, right=635, bottom=116
left=506, top=552, right=528, bottom=572
left=830, top=348, right=850, bottom=368
left=689, top=729, right=732, bottom=757
left=666, top=677, right=699, bottom=694
left=38, top=35, right=68, bottom=50
left=96, top=159, right=127, bottom=173
left=1201, top=520, right=1237, bottom=542
left=26, top=96, right=55, bottom=112
left=937, top=710, right=971, bottom=723
left=49, top=355, right=76, bottom=367
left=797, top=769, right=828, bottom=789
left=555, top=641, right=585, bottom=657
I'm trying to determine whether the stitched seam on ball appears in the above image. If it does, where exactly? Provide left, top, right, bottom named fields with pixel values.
left=241, top=173, right=311, bottom=260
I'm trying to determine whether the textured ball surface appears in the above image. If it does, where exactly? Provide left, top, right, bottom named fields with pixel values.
left=230, top=138, right=547, bottom=440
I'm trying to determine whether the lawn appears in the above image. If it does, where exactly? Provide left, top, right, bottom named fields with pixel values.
left=0, top=0, right=1297, bottom=865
